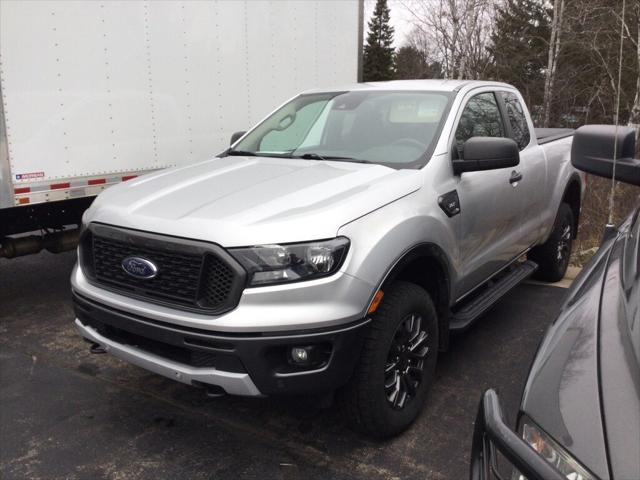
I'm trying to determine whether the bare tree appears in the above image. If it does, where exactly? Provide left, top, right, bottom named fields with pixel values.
left=402, top=0, right=496, bottom=79
left=570, top=0, right=639, bottom=139
left=542, top=0, right=565, bottom=127
left=623, top=3, right=640, bottom=142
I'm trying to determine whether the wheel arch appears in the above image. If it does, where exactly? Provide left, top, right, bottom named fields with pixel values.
left=561, top=173, right=582, bottom=238
left=377, top=243, right=453, bottom=351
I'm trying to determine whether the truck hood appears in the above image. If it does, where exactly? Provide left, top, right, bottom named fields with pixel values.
left=597, top=218, right=640, bottom=480
left=87, top=156, right=421, bottom=246
left=520, top=240, right=614, bottom=480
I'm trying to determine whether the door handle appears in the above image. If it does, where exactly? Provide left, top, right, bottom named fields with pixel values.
left=509, top=171, right=523, bottom=185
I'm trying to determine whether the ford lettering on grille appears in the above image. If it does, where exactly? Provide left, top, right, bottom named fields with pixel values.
left=121, top=257, right=158, bottom=279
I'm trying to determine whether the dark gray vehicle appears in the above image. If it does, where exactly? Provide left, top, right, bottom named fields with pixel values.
left=470, top=124, right=640, bottom=480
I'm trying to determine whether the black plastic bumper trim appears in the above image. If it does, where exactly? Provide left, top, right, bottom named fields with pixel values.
left=73, top=291, right=369, bottom=395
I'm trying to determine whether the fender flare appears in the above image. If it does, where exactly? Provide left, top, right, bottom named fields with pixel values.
left=559, top=172, right=583, bottom=237
left=371, top=242, right=454, bottom=351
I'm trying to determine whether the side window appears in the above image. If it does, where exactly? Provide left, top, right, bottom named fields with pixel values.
left=500, top=92, right=531, bottom=150
left=455, top=92, right=505, bottom=154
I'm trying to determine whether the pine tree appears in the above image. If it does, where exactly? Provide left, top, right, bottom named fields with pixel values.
left=488, top=0, right=550, bottom=110
left=363, top=0, right=395, bottom=81
left=395, top=46, right=426, bottom=79
left=395, top=45, right=441, bottom=79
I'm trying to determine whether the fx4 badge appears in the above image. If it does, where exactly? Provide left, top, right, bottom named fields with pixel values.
left=438, top=190, right=460, bottom=217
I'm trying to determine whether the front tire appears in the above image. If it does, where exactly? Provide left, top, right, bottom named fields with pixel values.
left=528, top=202, right=574, bottom=282
left=343, top=281, right=438, bottom=438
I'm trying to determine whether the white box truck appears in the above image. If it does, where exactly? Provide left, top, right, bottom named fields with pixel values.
left=0, top=0, right=363, bottom=258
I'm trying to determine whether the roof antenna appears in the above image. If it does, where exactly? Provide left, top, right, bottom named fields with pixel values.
left=606, top=0, right=626, bottom=237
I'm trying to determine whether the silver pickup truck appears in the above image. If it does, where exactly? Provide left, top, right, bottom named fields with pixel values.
left=72, top=80, right=583, bottom=437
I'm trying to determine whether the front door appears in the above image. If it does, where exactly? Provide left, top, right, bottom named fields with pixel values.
left=453, top=91, right=525, bottom=296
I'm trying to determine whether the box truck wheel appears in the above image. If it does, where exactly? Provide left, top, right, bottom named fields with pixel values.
left=343, top=281, right=438, bottom=438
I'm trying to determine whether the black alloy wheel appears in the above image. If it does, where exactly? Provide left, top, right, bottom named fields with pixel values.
left=384, top=313, right=430, bottom=410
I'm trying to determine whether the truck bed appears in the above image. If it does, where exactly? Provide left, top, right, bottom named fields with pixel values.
left=535, top=128, right=575, bottom=145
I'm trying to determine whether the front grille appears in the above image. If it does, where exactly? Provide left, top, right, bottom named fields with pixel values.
left=93, top=236, right=203, bottom=303
left=80, top=224, right=246, bottom=314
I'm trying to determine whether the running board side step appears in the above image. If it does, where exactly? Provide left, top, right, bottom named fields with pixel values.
left=450, top=261, right=538, bottom=332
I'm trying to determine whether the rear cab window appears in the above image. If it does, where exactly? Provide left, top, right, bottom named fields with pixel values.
left=499, top=91, right=531, bottom=150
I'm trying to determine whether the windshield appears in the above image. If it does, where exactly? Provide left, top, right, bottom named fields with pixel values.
left=227, top=90, right=453, bottom=168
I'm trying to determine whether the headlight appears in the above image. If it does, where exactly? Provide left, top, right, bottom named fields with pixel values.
left=513, top=417, right=596, bottom=480
left=229, top=237, right=350, bottom=287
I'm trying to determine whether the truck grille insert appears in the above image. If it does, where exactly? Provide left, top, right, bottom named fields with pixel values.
left=201, top=254, right=237, bottom=308
left=80, top=224, right=246, bottom=314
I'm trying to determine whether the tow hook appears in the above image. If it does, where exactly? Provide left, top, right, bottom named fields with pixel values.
left=192, top=381, right=226, bottom=398
left=204, top=386, right=226, bottom=398
left=89, top=342, right=106, bottom=354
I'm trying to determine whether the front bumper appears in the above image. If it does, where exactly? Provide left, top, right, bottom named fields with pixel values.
left=74, top=292, right=370, bottom=396
left=75, top=318, right=261, bottom=396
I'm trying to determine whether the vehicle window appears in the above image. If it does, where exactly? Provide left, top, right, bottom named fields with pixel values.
left=260, top=100, right=328, bottom=152
left=454, top=92, right=505, bottom=154
left=230, top=90, right=453, bottom=169
left=500, top=92, right=531, bottom=150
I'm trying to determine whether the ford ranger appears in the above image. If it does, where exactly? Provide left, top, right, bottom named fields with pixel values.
left=72, top=80, right=584, bottom=437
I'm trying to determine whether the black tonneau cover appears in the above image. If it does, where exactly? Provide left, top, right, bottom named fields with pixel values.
left=535, top=128, right=574, bottom=145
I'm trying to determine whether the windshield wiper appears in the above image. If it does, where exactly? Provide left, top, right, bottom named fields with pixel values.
left=226, top=150, right=258, bottom=156
left=226, top=150, right=371, bottom=164
left=295, top=153, right=370, bottom=164
left=297, top=153, right=327, bottom=160
left=226, top=150, right=293, bottom=158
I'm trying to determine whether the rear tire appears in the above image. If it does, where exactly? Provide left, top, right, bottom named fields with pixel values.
left=343, top=281, right=438, bottom=438
left=528, top=202, right=574, bottom=282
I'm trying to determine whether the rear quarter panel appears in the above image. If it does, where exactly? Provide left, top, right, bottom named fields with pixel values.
left=537, top=136, right=583, bottom=243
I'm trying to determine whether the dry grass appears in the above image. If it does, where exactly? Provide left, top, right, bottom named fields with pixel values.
left=571, top=175, right=639, bottom=266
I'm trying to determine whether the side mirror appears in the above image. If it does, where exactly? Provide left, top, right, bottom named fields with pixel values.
left=453, top=137, right=520, bottom=175
left=230, top=131, right=247, bottom=146
left=571, top=125, right=639, bottom=186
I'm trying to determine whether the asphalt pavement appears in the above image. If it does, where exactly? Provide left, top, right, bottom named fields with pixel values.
left=0, top=251, right=568, bottom=480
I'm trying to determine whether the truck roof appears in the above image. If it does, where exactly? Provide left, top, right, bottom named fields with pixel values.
left=302, top=79, right=515, bottom=95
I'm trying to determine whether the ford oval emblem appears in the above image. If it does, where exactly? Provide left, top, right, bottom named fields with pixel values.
left=121, top=257, right=158, bottom=279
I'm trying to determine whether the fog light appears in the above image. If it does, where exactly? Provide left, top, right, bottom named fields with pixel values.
left=290, top=347, right=311, bottom=365
left=287, top=344, right=332, bottom=370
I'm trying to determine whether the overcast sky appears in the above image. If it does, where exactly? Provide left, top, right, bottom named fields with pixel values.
left=363, top=0, right=415, bottom=48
